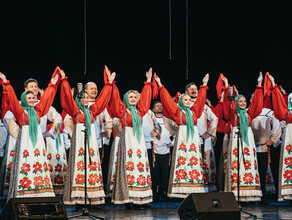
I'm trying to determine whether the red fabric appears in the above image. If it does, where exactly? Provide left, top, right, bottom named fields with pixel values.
left=211, top=102, right=226, bottom=134
left=152, top=76, right=158, bottom=99
left=3, top=81, right=57, bottom=126
left=174, top=92, right=181, bottom=103
left=264, top=72, right=272, bottom=97
left=158, top=85, right=207, bottom=126
left=60, top=79, right=113, bottom=124
left=1, top=91, right=10, bottom=121
left=223, top=86, right=263, bottom=127
left=271, top=85, right=291, bottom=122
left=216, top=73, right=224, bottom=100
left=263, top=94, right=272, bottom=109
left=0, top=79, right=2, bottom=85
left=108, top=82, right=152, bottom=127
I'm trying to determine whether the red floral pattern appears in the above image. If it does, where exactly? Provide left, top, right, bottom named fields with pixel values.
left=177, top=156, right=186, bottom=166
left=54, top=164, right=62, bottom=173
left=88, top=174, right=99, bottom=186
left=54, top=175, right=64, bottom=184
left=189, top=170, right=200, bottom=180
left=34, top=176, right=44, bottom=187
left=56, top=153, right=60, bottom=161
left=176, top=169, right=187, bottom=180
left=88, top=162, right=97, bottom=171
left=190, top=144, right=196, bottom=151
left=23, top=150, right=29, bottom=158
left=285, top=157, right=292, bottom=167
left=286, top=145, right=292, bottom=153
left=126, top=162, right=135, bottom=171
left=19, top=177, right=32, bottom=189
left=127, top=175, right=135, bottom=185
left=10, top=150, right=14, bottom=156
left=33, top=162, right=42, bottom=173
left=243, top=173, right=254, bottom=184
left=244, top=160, right=251, bottom=170
left=179, top=143, right=186, bottom=151
left=137, top=162, right=144, bottom=172
left=20, top=163, right=30, bottom=175
left=34, top=149, right=40, bottom=156
left=77, top=161, right=85, bottom=170
left=283, top=170, right=292, bottom=181
left=75, top=174, right=85, bottom=185
left=128, top=149, right=133, bottom=157
left=189, top=157, right=198, bottom=166
left=78, top=148, right=85, bottom=156
left=137, top=175, right=146, bottom=186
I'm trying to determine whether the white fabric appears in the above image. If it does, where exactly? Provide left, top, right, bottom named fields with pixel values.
left=142, top=111, right=154, bottom=150
left=152, top=117, right=171, bottom=155
left=252, top=108, right=281, bottom=153
left=0, top=120, right=8, bottom=157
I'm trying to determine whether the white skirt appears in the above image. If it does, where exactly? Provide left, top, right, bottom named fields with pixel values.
left=7, top=125, right=55, bottom=199
left=168, top=125, right=205, bottom=198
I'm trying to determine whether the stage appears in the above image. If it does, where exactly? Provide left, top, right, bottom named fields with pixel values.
left=1, top=196, right=292, bottom=219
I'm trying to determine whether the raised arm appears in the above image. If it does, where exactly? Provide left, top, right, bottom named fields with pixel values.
left=108, top=84, right=126, bottom=119
left=60, top=71, right=79, bottom=117
left=0, top=73, right=24, bottom=121
left=247, top=73, right=264, bottom=120
left=155, top=75, right=180, bottom=121
left=36, top=73, right=59, bottom=117
left=136, top=68, right=153, bottom=116
left=191, top=74, right=209, bottom=118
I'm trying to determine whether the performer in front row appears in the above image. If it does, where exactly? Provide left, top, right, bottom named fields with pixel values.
left=108, top=67, right=153, bottom=207
left=0, top=71, right=59, bottom=199
left=222, top=73, right=263, bottom=201
left=60, top=69, right=115, bottom=206
left=154, top=73, right=209, bottom=198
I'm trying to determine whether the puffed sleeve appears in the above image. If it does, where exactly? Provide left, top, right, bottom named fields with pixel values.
left=159, top=86, right=180, bottom=121
left=90, top=82, right=113, bottom=117
left=136, top=82, right=152, bottom=116
left=247, top=86, right=264, bottom=120
left=60, top=78, right=79, bottom=117
left=36, top=81, right=58, bottom=117
left=191, top=85, right=208, bottom=118
left=1, top=90, right=10, bottom=121
left=271, top=85, right=288, bottom=121
left=108, top=84, right=126, bottom=119
left=3, top=81, right=24, bottom=121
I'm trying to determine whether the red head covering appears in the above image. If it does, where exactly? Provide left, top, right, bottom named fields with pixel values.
left=152, top=76, right=158, bottom=99
left=263, top=72, right=272, bottom=109
left=174, top=92, right=181, bottom=103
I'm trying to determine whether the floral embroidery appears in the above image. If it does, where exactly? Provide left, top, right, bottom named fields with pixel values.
left=77, top=161, right=85, bottom=171
left=19, top=177, right=32, bottom=189
left=23, top=150, right=29, bottom=158
left=127, top=175, right=135, bottom=186
left=88, top=174, right=99, bottom=186
left=75, top=174, right=85, bottom=185
left=88, top=162, right=97, bottom=171
left=126, top=162, right=135, bottom=171
left=137, top=162, right=144, bottom=172
left=34, top=176, right=44, bottom=188
left=20, top=163, right=30, bottom=176
left=137, top=149, right=142, bottom=158
left=33, top=162, right=42, bottom=174
left=78, top=148, right=85, bottom=156
left=34, top=149, right=40, bottom=156
left=189, top=144, right=196, bottom=152
left=137, top=175, right=146, bottom=186
left=54, top=164, right=62, bottom=173
left=127, top=149, right=133, bottom=158
left=179, top=143, right=186, bottom=152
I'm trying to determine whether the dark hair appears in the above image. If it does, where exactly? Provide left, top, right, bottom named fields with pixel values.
left=24, top=78, right=38, bottom=89
left=25, top=90, right=34, bottom=96
left=151, top=100, right=161, bottom=109
left=185, top=82, right=196, bottom=92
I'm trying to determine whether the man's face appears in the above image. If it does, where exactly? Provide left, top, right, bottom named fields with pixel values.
left=85, top=83, right=98, bottom=100
left=185, top=84, right=198, bottom=99
left=25, top=82, right=38, bottom=97
left=152, top=102, right=163, bottom=114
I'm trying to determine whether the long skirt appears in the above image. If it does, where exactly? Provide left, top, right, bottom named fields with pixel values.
left=265, top=166, right=276, bottom=194
left=202, top=137, right=217, bottom=192
left=112, top=127, right=152, bottom=204
left=0, top=134, right=15, bottom=196
left=63, top=123, right=105, bottom=205
left=225, top=126, right=262, bottom=201
left=106, top=136, right=120, bottom=197
left=7, top=125, right=55, bottom=200
left=278, top=124, right=292, bottom=201
left=168, top=125, right=205, bottom=198
left=45, top=134, right=67, bottom=195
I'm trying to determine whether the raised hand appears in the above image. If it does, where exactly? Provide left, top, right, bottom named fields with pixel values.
left=51, top=74, right=59, bottom=85
left=257, top=71, right=263, bottom=86
left=0, top=72, right=7, bottom=83
left=202, top=73, right=209, bottom=86
left=268, top=74, right=275, bottom=86
left=108, top=72, right=116, bottom=84
left=154, top=73, right=162, bottom=87
left=146, top=67, right=153, bottom=82
left=221, top=75, right=228, bottom=88
left=60, top=69, right=66, bottom=79
left=38, top=88, right=44, bottom=97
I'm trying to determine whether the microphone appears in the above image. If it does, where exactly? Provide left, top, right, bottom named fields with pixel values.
left=228, top=86, right=234, bottom=101
left=77, top=82, right=84, bottom=99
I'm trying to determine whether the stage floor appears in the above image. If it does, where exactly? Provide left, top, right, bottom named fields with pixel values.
left=1, top=197, right=292, bottom=219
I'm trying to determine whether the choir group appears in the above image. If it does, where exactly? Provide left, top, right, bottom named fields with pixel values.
left=0, top=67, right=290, bottom=209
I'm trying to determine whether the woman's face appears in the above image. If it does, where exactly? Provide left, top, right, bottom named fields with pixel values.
left=26, top=93, right=37, bottom=107
left=182, top=94, right=192, bottom=108
left=238, top=96, right=247, bottom=109
left=128, top=92, right=138, bottom=106
left=80, top=93, right=90, bottom=107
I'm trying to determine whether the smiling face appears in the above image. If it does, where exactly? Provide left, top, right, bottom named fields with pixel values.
left=25, top=82, right=38, bottom=97
left=85, top=83, right=98, bottom=100
left=128, top=92, right=138, bottom=106
left=80, top=92, right=90, bottom=107
left=237, top=96, right=247, bottom=109
left=185, top=84, right=198, bottom=100
left=181, top=94, right=192, bottom=108
left=26, top=92, right=37, bottom=106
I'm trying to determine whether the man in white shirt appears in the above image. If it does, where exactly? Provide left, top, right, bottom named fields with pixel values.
left=252, top=107, right=281, bottom=200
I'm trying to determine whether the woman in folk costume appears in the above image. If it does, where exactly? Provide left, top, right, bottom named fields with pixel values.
left=222, top=73, right=263, bottom=201
left=154, top=73, right=209, bottom=198
left=60, top=69, right=115, bottom=205
left=107, top=67, right=153, bottom=206
left=267, top=74, right=292, bottom=201
left=0, top=71, right=60, bottom=199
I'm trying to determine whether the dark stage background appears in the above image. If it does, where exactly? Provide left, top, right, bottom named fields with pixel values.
left=0, top=1, right=291, bottom=111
